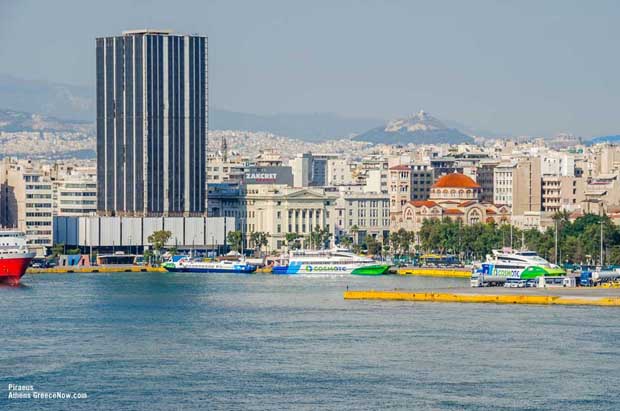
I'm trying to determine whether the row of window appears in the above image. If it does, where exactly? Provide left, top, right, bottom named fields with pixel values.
left=348, top=200, right=390, bottom=208
left=285, top=224, right=331, bottom=234
left=26, top=221, right=51, bottom=226
left=26, top=212, right=52, bottom=217
left=60, top=208, right=95, bottom=214
left=64, top=183, right=96, bottom=189
left=60, top=191, right=96, bottom=197
left=344, top=219, right=389, bottom=228
left=59, top=200, right=96, bottom=205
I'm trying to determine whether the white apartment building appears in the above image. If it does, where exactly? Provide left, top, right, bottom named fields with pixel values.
left=54, top=170, right=98, bottom=216
left=289, top=154, right=312, bottom=187
left=0, top=159, right=53, bottom=256
left=206, top=154, right=248, bottom=184
left=541, top=153, right=575, bottom=177
left=327, top=158, right=354, bottom=186
left=493, top=162, right=515, bottom=206
left=333, top=189, right=390, bottom=245
left=364, top=169, right=388, bottom=194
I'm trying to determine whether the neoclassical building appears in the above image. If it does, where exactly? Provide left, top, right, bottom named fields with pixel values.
left=392, top=173, right=510, bottom=232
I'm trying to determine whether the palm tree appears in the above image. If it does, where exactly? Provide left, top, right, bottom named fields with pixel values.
left=340, top=235, right=353, bottom=249
left=285, top=232, right=301, bottom=251
left=350, top=225, right=359, bottom=247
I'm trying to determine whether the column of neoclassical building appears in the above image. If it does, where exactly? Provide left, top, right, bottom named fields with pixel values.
left=284, top=207, right=326, bottom=236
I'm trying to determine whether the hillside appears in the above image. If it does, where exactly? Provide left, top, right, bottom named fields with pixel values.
left=355, top=111, right=473, bottom=145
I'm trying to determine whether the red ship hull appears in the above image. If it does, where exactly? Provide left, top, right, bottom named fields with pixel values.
left=0, top=254, right=35, bottom=286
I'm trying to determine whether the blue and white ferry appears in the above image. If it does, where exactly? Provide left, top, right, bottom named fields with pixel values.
left=163, top=256, right=256, bottom=273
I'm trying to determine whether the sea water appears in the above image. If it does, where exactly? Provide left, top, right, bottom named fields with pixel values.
left=1, top=272, right=619, bottom=410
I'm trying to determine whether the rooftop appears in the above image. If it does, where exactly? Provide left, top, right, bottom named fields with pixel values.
left=122, top=29, right=174, bottom=36
left=389, top=165, right=410, bottom=171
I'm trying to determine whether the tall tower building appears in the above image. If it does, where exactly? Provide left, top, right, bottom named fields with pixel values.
left=96, top=29, right=207, bottom=216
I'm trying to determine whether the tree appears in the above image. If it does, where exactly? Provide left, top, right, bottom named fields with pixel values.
left=365, top=235, right=382, bottom=256
left=390, top=228, right=413, bottom=256
left=143, top=249, right=154, bottom=265
left=307, top=226, right=331, bottom=250
left=227, top=230, right=243, bottom=253
left=147, top=230, right=172, bottom=262
left=249, top=231, right=270, bottom=256
left=350, top=225, right=359, bottom=246
left=51, top=243, right=65, bottom=257
left=285, top=232, right=301, bottom=250
left=339, top=235, right=353, bottom=249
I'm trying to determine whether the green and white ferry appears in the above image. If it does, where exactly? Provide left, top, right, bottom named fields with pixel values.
left=471, top=249, right=566, bottom=287
left=272, top=248, right=390, bottom=275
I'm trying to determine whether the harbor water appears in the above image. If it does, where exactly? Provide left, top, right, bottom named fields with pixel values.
left=1, top=272, right=619, bottom=410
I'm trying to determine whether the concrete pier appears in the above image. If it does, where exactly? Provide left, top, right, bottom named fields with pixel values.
left=27, top=266, right=166, bottom=274
left=396, top=268, right=470, bottom=278
left=344, top=287, right=620, bottom=306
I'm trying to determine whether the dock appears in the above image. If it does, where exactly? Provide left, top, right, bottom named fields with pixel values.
left=344, top=287, right=620, bottom=307
left=396, top=267, right=470, bottom=278
left=27, top=266, right=166, bottom=274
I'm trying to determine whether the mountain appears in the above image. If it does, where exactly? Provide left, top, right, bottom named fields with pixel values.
left=0, top=75, right=491, bottom=142
left=354, top=111, right=474, bottom=145
left=0, top=74, right=383, bottom=140
left=0, top=108, right=92, bottom=132
left=209, top=109, right=383, bottom=141
left=588, top=135, right=620, bottom=145
left=0, top=74, right=94, bottom=121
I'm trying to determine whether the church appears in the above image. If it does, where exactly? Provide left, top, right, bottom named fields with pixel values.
left=394, top=173, right=510, bottom=232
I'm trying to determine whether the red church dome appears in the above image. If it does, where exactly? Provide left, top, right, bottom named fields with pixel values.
left=432, top=173, right=480, bottom=189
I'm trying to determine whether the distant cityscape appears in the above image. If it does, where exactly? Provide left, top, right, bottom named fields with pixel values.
left=1, top=29, right=620, bottom=260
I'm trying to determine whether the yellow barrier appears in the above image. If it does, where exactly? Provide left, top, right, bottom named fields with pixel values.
left=397, top=268, right=470, bottom=278
left=344, top=290, right=620, bottom=307
left=27, top=266, right=166, bottom=274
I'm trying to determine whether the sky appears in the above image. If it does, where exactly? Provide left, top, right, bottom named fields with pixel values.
left=0, top=0, right=619, bottom=137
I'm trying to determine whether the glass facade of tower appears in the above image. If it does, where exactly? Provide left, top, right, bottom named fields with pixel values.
left=96, top=30, right=207, bottom=216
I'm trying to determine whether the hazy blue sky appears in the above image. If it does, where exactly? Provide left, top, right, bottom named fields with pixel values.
left=1, top=0, right=619, bottom=136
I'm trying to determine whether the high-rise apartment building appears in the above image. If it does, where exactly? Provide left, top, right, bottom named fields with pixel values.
left=96, top=29, right=207, bottom=216
left=0, top=159, right=53, bottom=256
left=494, top=158, right=542, bottom=216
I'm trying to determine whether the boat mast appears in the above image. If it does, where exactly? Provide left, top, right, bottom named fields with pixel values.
left=554, top=219, right=558, bottom=265
left=600, top=214, right=604, bottom=267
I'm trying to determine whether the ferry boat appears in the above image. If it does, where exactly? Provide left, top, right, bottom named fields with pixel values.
left=0, top=230, right=36, bottom=285
left=471, top=249, right=565, bottom=287
left=162, top=256, right=256, bottom=274
left=272, top=248, right=390, bottom=275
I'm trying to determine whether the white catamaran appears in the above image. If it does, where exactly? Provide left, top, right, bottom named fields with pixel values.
left=271, top=248, right=390, bottom=275
left=471, top=249, right=565, bottom=286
